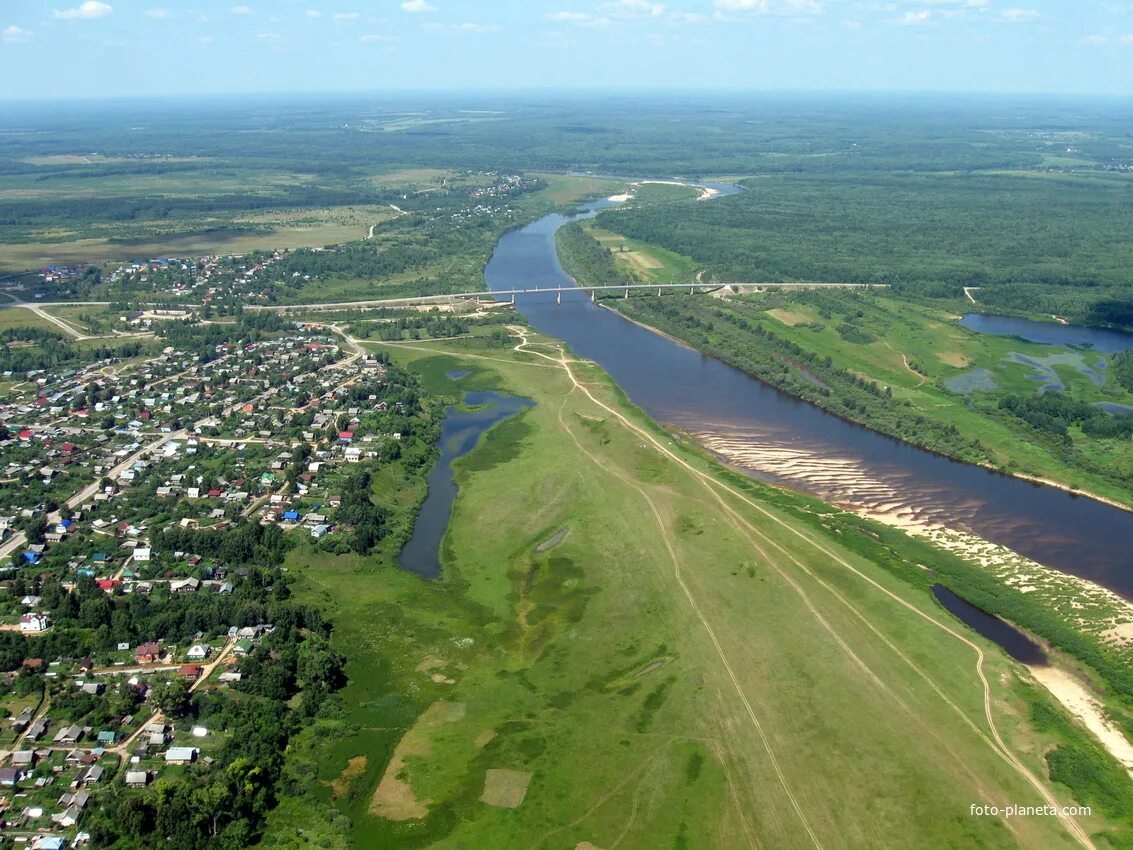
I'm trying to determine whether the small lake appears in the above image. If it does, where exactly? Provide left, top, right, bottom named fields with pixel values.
left=960, top=314, right=1133, bottom=353
left=931, top=584, right=1047, bottom=665
left=397, top=390, right=533, bottom=579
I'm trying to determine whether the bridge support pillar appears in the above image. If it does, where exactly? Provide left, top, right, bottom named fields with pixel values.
left=657, top=287, right=661, bottom=297
left=624, top=287, right=629, bottom=299
left=557, top=290, right=561, bottom=306
left=690, top=286, right=694, bottom=295
left=510, top=292, right=515, bottom=305
left=590, top=290, right=596, bottom=303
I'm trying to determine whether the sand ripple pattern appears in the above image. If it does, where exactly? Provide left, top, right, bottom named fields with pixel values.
left=691, top=425, right=1133, bottom=663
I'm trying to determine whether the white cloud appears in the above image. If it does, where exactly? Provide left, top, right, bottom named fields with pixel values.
left=231, top=5, right=254, bottom=14
left=606, top=0, right=665, bottom=16
left=1, top=25, right=31, bottom=42
left=454, top=22, right=501, bottom=31
left=257, top=31, right=280, bottom=40
left=548, top=10, right=611, bottom=26
left=333, top=12, right=360, bottom=20
left=713, top=0, right=823, bottom=16
left=145, top=7, right=172, bottom=18
left=306, top=9, right=321, bottom=17
left=360, top=33, right=398, bottom=41
left=1077, top=34, right=1108, bottom=45
left=1122, top=33, right=1133, bottom=42
left=889, top=9, right=933, bottom=25
left=998, top=8, right=1039, bottom=22
left=53, top=1, right=113, bottom=20
left=401, top=0, right=436, bottom=12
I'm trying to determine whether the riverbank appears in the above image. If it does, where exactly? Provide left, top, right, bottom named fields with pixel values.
left=607, top=292, right=1133, bottom=515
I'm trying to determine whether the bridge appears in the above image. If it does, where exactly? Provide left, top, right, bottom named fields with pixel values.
left=0, top=282, right=887, bottom=318
left=251, top=281, right=887, bottom=312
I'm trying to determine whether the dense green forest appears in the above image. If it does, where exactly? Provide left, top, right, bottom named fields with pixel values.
left=596, top=170, right=1133, bottom=326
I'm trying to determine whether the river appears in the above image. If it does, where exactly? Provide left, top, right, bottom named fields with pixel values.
left=483, top=189, right=1133, bottom=601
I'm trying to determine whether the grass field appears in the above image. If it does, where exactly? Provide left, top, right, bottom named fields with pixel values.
left=584, top=222, right=699, bottom=284
left=530, top=172, right=628, bottom=206
left=0, top=306, right=60, bottom=334
left=265, top=330, right=1129, bottom=849
left=0, top=205, right=400, bottom=267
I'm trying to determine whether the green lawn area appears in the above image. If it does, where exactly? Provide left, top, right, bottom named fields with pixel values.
left=0, top=305, right=59, bottom=333
left=265, top=332, right=1128, bottom=849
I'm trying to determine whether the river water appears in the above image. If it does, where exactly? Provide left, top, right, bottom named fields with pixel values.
left=483, top=190, right=1133, bottom=600
left=397, top=388, right=533, bottom=579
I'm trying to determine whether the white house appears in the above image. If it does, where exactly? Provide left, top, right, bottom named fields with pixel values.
left=186, top=644, right=211, bottom=661
left=19, top=612, right=50, bottom=633
left=133, top=547, right=151, bottom=562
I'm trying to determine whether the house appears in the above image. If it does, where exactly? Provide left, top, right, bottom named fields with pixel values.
left=10, top=750, right=36, bottom=767
left=10, top=707, right=32, bottom=731
left=125, top=770, right=150, bottom=787
left=171, top=577, right=200, bottom=593
left=164, top=746, right=199, bottom=765
left=135, top=641, right=161, bottom=663
left=0, top=767, right=22, bottom=785
left=25, top=717, right=48, bottom=741
left=186, top=644, right=211, bottom=661
left=52, top=790, right=89, bottom=827
left=75, top=764, right=104, bottom=785
left=96, top=730, right=116, bottom=746
left=80, top=682, right=104, bottom=696
left=133, top=547, right=152, bottom=562
left=52, top=724, right=83, bottom=745
left=31, top=838, right=65, bottom=850
left=178, top=664, right=203, bottom=680
left=310, top=523, right=330, bottom=539
left=233, top=639, right=254, bottom=656
left=19, top=594, right=42, bottom=607
left=20, top=612, right=51, bottom=633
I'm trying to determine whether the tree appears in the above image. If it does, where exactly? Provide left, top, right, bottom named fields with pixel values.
left=151, top=678, right=191, bottom=718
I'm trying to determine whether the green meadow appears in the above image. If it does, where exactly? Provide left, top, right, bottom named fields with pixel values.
left=264, top=332, right=1130, bottom=849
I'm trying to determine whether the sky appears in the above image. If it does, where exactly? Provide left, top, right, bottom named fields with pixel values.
left=1, top=0, right=1131, bottom=99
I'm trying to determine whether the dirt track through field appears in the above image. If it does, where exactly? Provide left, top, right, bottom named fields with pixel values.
left=508, top=327, right=1095, bottom=850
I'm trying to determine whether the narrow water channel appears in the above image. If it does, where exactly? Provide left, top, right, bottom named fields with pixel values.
left=397, top=389, right=533, bottom=579
left=482, top=187, right=1133, bottom=600
left=931, top=585, right=1048, bottom=665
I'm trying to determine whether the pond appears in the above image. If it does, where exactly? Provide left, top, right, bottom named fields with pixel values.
left=960, top=313, right=1133, bottom=354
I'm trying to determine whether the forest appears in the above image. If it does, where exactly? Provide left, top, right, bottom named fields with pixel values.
left=596, top=170, right=1133, bottom=326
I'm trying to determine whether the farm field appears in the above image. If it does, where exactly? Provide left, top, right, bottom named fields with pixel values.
left=265, top=331, right=1127, bottom=850
left=0, top=205, right=400, bottom=268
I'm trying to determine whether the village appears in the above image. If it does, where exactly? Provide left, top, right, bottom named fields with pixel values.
left=0, top=311, right=428, bottom=847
